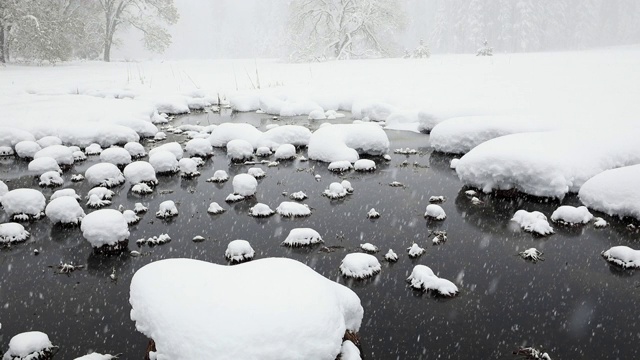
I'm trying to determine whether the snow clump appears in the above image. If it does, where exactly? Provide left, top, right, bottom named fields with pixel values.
left=123, top=161, right=158, bottom=185
left=282, top=228, right=323, bottom=247
left=225, top=239, right=255, bottom=263
left=328, top=161, right=353, bottom=172
left=45, top=197, right=85, bottom=225
left=85, top=163, right=125, bottom=187
left=185, top=138, right=213, bottom=157
left=206, top=170, right=229, bottom=183
left=73, top=353, right=119, bottom=360
left=601, top=246, right=640, bottom=269
left=360, top=243, right=379, bottom=253
left=341, top=180, right=353, bottom=193
left=519, top=248, right=544, bottom=263
left=39, top=171, right=64, bottom=187
left=100, top=147, right=132, bottom=166
left=227, top=139, right=254, bottom=162
left=593, top=217, right=608, bottom=228
left=156, top=200, right=178, bottom=218
left=550, top=206, right=593, bottom=226
left=149, top=142, right=183, bottom=160
left=511, top=210, right=554, bottom=236
left=81, top=209, right=129, bottom=250
left=424, top=204, right=446, bottom=220
left=276, top=202, right=311, bottom=217
left=289, top=191, right=308, bottom=201
left=232, top=174, right=258, bottom=197
left=72, top=150, right=87, bottom=161
left=354, top=159, right=376, bottom=171
left=34, top=145, right=74, bottom=166
left=340, top=253, right=381, bottom=279
left=149, top=151, right=179, bottom=174
left=367, top=208, right=380, bottom=219
left=0, top=223, right=30, bottom=244
left=124, top=142, right=146, bottom=159
left=407, top=265, right=459, bottom=297
left=123, top=210, right=140, bottom=225
left=1, top=189, right=46, bottom=221
left=50, top=188, right=80, bottom=201
left=384, top=249, right=398, bottom=262
left=407, top=243, right=425, bottom=258
left=84, top=143, right=102, bottom=155
left=274, top=144, right=296, bottom=160
left=131, top=183, right=153, bottom=194
left=308, top=124, right=389, bottom=163
left=179, top=158, right=200, bottom=177
left=137, top=234, right=171, bottom=246
left=207, top=202, right=225, bottom=214
left=324, top=182, right=348, bottom=199
left=248, top=167, right=266, bottom=179
left=2, top=331, right=56, bottom=360
left=36, top=136, right=62, bottom=148
left=28, top=157, right=61, bottom=175
left=15, top=141, right=41, bottom=159
left=249, top=203, right=275, bottom=217
left=429, top=196, right=445, bottom=203
left=255, top=146, right=272, bottom=157
left=134, top=203, right=148, bottom=214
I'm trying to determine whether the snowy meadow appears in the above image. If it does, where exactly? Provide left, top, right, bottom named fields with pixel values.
left=1, top=48, right=640, bottom=359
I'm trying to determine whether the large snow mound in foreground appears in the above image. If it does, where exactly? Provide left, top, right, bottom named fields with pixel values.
left=308, top=124, right=389, bottom=163
left=579, top=164, right=640, bottom=219
left=130, top=257, right=363, bottom=360
left=456, top=129, right=640, bottom=198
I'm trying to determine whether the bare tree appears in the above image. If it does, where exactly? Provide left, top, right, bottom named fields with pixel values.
left=98, top=0, right=179, bottom=62
left=288, top=0, right=405, bottom=61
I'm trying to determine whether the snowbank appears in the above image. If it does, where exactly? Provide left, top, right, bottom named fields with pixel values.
left=578, top=164, right=640, bottom=219
left=407, top=265, right=459, bottom=297
left=308, top=124, right=389, bottom=163
left=130, top=258, right=363, bottom=360
left=340, top=253, right=381, bottom=279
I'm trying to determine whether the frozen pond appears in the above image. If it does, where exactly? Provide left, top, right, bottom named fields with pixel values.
left=1, top=111, right=639, bottom=359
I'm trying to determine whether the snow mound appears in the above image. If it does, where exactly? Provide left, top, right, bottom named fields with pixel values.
left=207, top=202, right=225, bottom=215
left=367, top=208, right=380, bottom=219
left=226, top=194, right=245, bottom=203
left=15, top=141, right=41, bottom=159
left=593, top=217, right=608, bottom=228
left=424, top=204, right=446, bottom=220
left=0, top=223, right=30, bottom=244
left=323, top=182, right=348, bottom=199
left=137, top=234, right=171, bottom=246
left=407, top=243, right=425, bottom=258
left=511, top=210, right=554, bottom=236
left=86, top=194, right=110, bottom=208
left=73, top=353, right=118, bottom=360
left=289, top=191, right=308, bottom=201
left=274, top=144, right=296, bottom=160
left=328, top=161, right=353, bottom=172
left=249, top=203, right=275, bottom=217
left=36, top=136, right=62, bottom=148
left=34, top=145, right=74, bottom=166
left=579, top=164, right=640, bottom=219
left=341, top=180, right=353, bottom=193
left=100, top=147, right=132, bottom=167
left=39, top=171, right=64, bottom=187
left=45, top=197, right=85, bottom=225
left=340, top=341, right=361, bottom=360
left=73, top=150, right=87, bottom=161
left=354, top=159, right=376, bottom=171
left=550, top=206, right=593, bottom=225
left=134, top=203, right=148, bottom=214
left=455, top=129, right=640, bottom=198
left=360, top=243, right=379, bottom=253
left=129, top=257, right=363, bottom=360
left=50, top=188, right=80, bottom=201
left=247, top=167, right=266, bottom=179
left=149, top=142, right=183, bottom=160
left=340, top=253, right=381, bottom=279
left=209, top=123, right=262, bottom=148
left=207, top=170, right=229, bottom=183
left=1, top=189, right=46, bottom=221
left=308, top=124, right=389, bottom=163
left=384, top=249, right=398, bottom=262
left=255, top=147, right=272, bottom=157
left=123, top=210, right=140, bottom=225
left=125, top=142, right=147, bottom=159
left=179, top=158, right=200, bottom=177
left=85, top=163, right=125, bottom=187
left=2, top=331, right=55, bottom=360
left=154, top=132, right=167, bottom=141
left=28, top=157, right=61, bottom=175
left=185, top=138, right=213, bottom=157
left=85, top=143, right=103, bottom=155
left=149, top=151, right=179, bottom=174
left=282, top=228, right=323, bottom=247
left=257, top=125, right=312, bottom=149
left=601, top=246, right=640, bottom=269
left=225, top=239, right=255, bottom=263
left=276, top=202, right=311, bottom=217
left=0, top=145, right=15, bottom=156
left=81, top=209, right=129, bottom=249
left=407, top=265, right=459, bottom=297
left=156, top=200, right=178, bottom=218
left=124, top=161, right=158, bottom=185
left=87, top=187, right=114, bottom=200
left=227, top=139, right=254, bottom=162
left=232, top=174, right=258, bottom=197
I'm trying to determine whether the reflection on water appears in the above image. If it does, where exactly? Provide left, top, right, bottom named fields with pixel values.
left=1, top=111, right=639, bottom=359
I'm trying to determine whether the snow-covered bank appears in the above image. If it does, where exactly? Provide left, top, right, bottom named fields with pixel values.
left=579, top=164, right=640, bottom=219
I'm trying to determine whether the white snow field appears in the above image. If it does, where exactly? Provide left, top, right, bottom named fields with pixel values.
left=340, top=253, right=381, bottom=279
left=1, top=189, right=46, bottom=221
left=130, top=258, right=363, bottom=360
left=2, top=331, right=55, bottom=360
left=579, top=164, right=640, bottom=219
left=81, top=209, right=130, bottom=249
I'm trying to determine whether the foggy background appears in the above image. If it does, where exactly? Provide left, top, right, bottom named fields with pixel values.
left=114, top=0, right=640, bottom=60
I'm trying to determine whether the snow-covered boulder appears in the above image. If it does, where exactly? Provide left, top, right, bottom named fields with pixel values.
left=72, top=150, right=87, bottom=162
left=38, top=171, right=64, bottom=187
left=328, top=161, right=353, bottom=173
left=354, top=159, right=376, bottom=171
left=134, top=203, right=148, bottom=214
left=276, top=202, right=311, bottom=217
left=232, top=174, right=258, bottom=197
left=1, top=189, right=46, bottom=221
left=579, top=164, right=640, bottom=219
left=45, top=197, right=85, bottom=225
left=123, top=161, right=158, bottom=185
left=149, top=142, right=183, bottom=160
left=87, top=187, right=114, bottom=201
left=50, top=188, right=80, bottom=201
left=384, top=249, right=398, bottom=262
left=149, top=151, right=179, bottom=174
left=340, top=253, right=381, bottom=279
left=225, top=239, right=255, bottom=263
left=601, top=246, right=640, bottom=269
left=227, top=139, right=254, bottom=162
left=407, top=265, right=459, bottom=297
left=124, top=142, right=146, bottom=159
left=100, top=147, right=132, bottom=166
left=424, top=204, right=446, bottom=220
left=179, top=158, right=200, bottom=177
left=282, top=228, right=323, bottom=247
left=274, top=144, right=296, bottom=160
left=308, top=124, right=389, bottom=163
left=550, top=205, right=593, bottom=225
left=247, top=167, right=266, bottom=179
left=154, top=132, right=167, bottom=141
left=209, top=123, right=262, bottom=148
left=28, top=157, right=61, bottom=175
left=156, top=200, right=178, bottom=218
left=34, top=145, right=74, bottom=166
left=0, top=222, right=30, bottom=244
left=81, top=209, right=129, bottom=250
left=257, top=125, right=312, bottom=149
left=36, top=136, right=62, bottom=148
left=360, top=243, right=379, bottom=253
left=132, top=183, right=153, bottom=194
left=511, top=210, right=554, bottom=236
left=15, top=141, right=41, bottom=159
left=0, top=145, right=13, bottom=156
left=2, top=331, right=56, bottom=360
left=255, top=146, right=272, bottom=157
left=207, top=170, right=229, bottom=183
left=207, top=202, right=225, bottom=215
left=185, top=138, right=213, bottom=158
left=407, top=243, right=425, bottom=258
left=323, top=182, right=348, bottom=199
left=129, top=257, right=363, bottom=359
left=249, top=203, right=275, bottom=217
left=84, top=143, right=103, bottom=155
left=85, top=163, right=125, bottom=187
left=123, top=210, right=140, bottom=225
left=341, top=180, right=353, bottom=193
left=289, top=191, right=308, bottom=201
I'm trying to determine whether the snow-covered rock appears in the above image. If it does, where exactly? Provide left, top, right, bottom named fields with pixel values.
left=247, top=167, right=266, bottom=179
left=100, top=147, right=132, bottom=167
left=593, top=217, right=608, bottom=228
left=424, top=204, right=446, bottom=220
left=519, top=248, right=544, bottom=263
left=340, top=253, right=381, bottom=279
left=134, top=202, right=148, bottom=214
left=123, top=210, right=140, bottom=225
left=232, top=174, right=258, bottom=197
left=2, top=331, right=55, bottom=360
left=354, top=159, right=376, bottom=171
left=276, top=202, right=311, bottom=217
left=15, top=141, right=41, bottom=159
left=207, top=202, right=225, bottom=215
left=225, top=239, right=255, bottom=263
left=209, top=122, right=262, bottom=148
left=206, top=170, right=229, bottom=183
left=384, top=249, right=398, bottom=262
left=579, top=164, right=640, bottom=219
left=179, top=158, right=200, bottom=177
left=50, top=188, right=80, bottom=201
left=407, top=243, right=425, bottom=258
left=72, top=150, right=87, bottom=161
left=45, top=197, right=85, bottom=225
left=149, top=142, right=183, bottom=160
left=34, top=145, right=74, bottom=166
left=73, top=352, right=119, bottom=360
left=84, top=143, right=103, bottom=155
left=407, top=265, right=459, bottom=296
left=429, top=196, right=445, bottom=203
left=85, top=163, right=125, bottom=187
left=137, top=234, right=171, bottom=246
left=87, top=187, right=114, bottom=201
left=323, top=182, right=348, bottom=199
left=282, top=228, right=323, bottom=247
left=432, top=231, right=447, bottom=245
left=601, top=246, right=640, bottom=269
left=550, top=205, right=593, bottom=225
left=185, top=138, right=213, bottom=157
left=131, top=183, right=153, bottom=194
left=308, top=124, right=389, bottom=163
left=367, top=208, right=380, bottom=219
left=328, top=161, right=353, bottom=172
left=1, top=189, right=46, bottom=221
left=36, top=136, right=62, bottom=148
left=154, top=132, right=167, bottom=141
left=39, top=171, right=64, bottom=187
left=28, top=157, right=61, bottom=175
left=274, top=144, right=296, bottom=160
left=511, top=210, right=554, bottom=236
left=249, top=203, right=275, bottom=217
left=341, top=180, right=353, bottom=193
left=359, top=243, right=379, bottom=253
left=227, top=139, right=254, bottom=162
left=0, top=222, right=30, bottom=244
left=255, top=146, right=272, bottom=157
left=129, top=257, right=363, bottom=359
left=124, top=142, right=147, bottom=159
left=0, top=146, right=14, bottom=156
left=86, top=194, right=110, bottom=208
left=226, top=193, right=245, bottom=203
left=123, top=161, right=158, bottom=185
left=289, top=191, right=308, bottom=201
left=308, top=109, right=326, bottom=120
left=149, top=151, right=179, bottom=174
left=156, top=200, right=178, bottom=218
left=81, top=209, right=129, bottom=250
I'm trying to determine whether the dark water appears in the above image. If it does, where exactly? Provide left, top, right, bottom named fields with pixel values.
left=1, top=111, right=639, bottom=360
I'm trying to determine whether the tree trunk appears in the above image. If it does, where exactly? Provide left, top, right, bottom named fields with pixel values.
left=0, top=26, right=5, bottom=63
left=103, top=40, right=111, bottom=62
